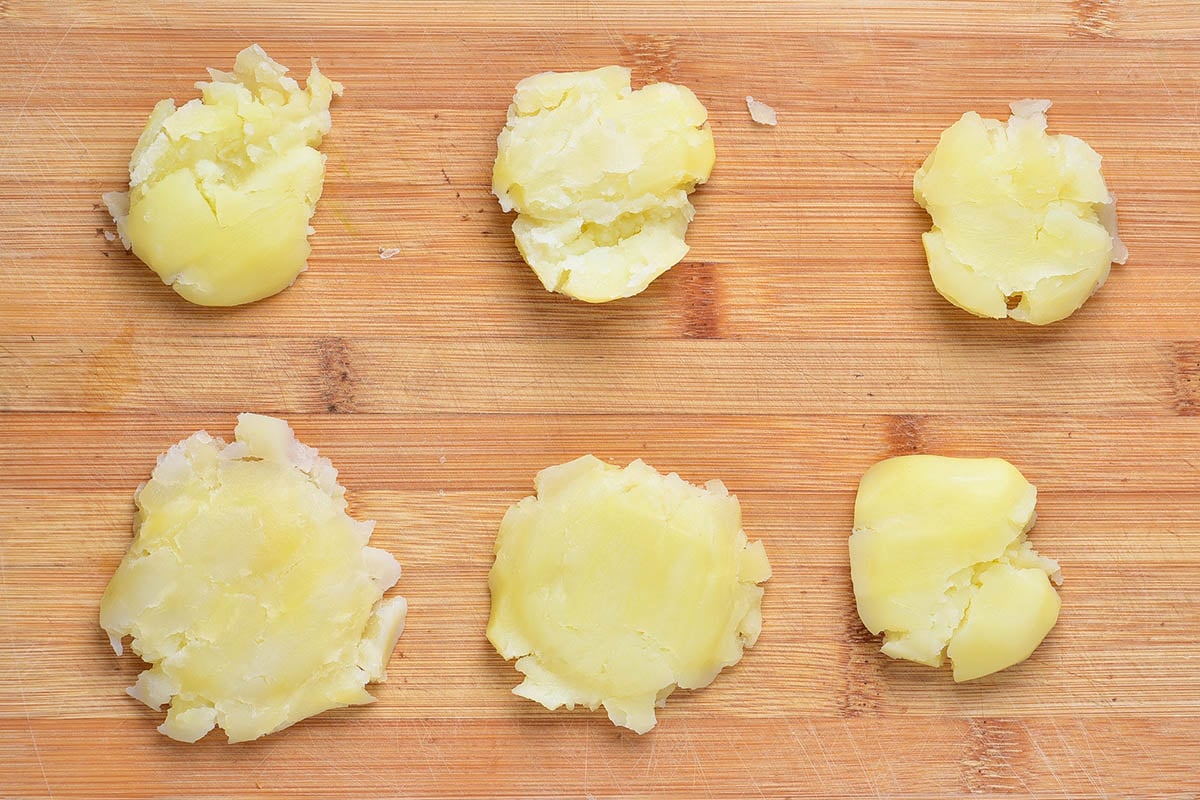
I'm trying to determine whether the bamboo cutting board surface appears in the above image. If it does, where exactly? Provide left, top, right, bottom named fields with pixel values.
left=2, top=1, right=1199, bottom=797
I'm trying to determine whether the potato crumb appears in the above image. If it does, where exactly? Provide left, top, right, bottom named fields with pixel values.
left=378, top=247, right=402, bottom=260
left=746, top=96, right=777, bottom=126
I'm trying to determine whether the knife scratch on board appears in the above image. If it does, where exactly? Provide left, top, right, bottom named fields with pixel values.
left=841, top=717, right=883, bottom=798
left=1072, top=718, right=1108, bottom=794
left=0, top=15, right=78, bottom=170
left=0, top=544, right=56, bottom=800
left=683, top=725, right=715, bottom=798
left=722, top=727, right=767, bottom=799
left=854, top=0, right=879, bottom=60
left=1018, top=718, right=1068, bottom=794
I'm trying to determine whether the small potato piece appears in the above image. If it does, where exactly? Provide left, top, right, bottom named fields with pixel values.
left=99, top=414, right=406, bottom=743
left=103, top=45, right=342, bottom=306
left=746, top=96, right=777, bottom=126
left=849, top=455, right=1061, bottom=681
left=914, top=100, right=1127, bottom=325
left=492, top=67, right=716, bottom=303
left=487, top=456, right=770, bottom=733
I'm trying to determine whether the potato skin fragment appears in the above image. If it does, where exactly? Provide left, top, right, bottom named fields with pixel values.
left=746, top=96, right=778, bottom=126
left=492, top=66, right=716, bottom=303
left=103, top=45, right=342, bottom=306
left=99, top=414, right=405, bottom=743
left=913, top=100, right=1126, bottom=325
left=487, top=455, right=770, bottom=733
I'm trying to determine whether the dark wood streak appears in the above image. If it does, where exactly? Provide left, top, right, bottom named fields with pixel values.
left=316, top=336, right=357, bottom=414
left=839, top=607, right=883, bottom=718
left=885, top=413, right=927, bottom=455
left=1169, top=341, right=1200, bottom=416
left=678, top=261, right=722, bottom=340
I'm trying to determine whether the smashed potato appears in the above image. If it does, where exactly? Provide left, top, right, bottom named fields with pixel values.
left=492, top=66, right=716, bottom=302
left=914, top=100, right=1127, bottom=324
left=487, top=455, right=769, bottom=733
left=850, top=455, right=1062, bottom=682
left=103, top=45, right=342, bottom=306
left=100, top=414, right=405, bottom=742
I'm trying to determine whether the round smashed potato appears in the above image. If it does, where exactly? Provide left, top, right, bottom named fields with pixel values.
left=103, top=45, right=341, bottom=306
left=99, top=414, right=406, bottom=743
left=914, top=100, right=1127, bottom=325
left=487, top=455, right=770, bottom=733
left=492, top=66, right=716, bottom=303
left=850, top=455, right=1062, bottom=682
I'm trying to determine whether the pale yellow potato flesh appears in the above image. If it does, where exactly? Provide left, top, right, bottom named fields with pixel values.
left=849, top=455, right=1061, bottom=682
left=914, top=100, right=1127, bottom=325
left=99, top=414, right=406, bottom=743
left=492, top=66, right=716, bottom=303
left=103, top=45, right=342, bottom=306
left=487, top=455, right=770, bottom=733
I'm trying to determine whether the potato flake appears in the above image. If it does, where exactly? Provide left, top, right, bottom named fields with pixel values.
left=746, top=96, right=777, bottom=126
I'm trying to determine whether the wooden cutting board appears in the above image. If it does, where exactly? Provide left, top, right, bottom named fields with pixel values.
left=2, top=1, right=1198, bottom=797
